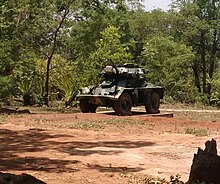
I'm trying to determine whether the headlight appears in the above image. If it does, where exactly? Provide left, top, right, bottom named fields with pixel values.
left=81, top=87, right=90, bottom=94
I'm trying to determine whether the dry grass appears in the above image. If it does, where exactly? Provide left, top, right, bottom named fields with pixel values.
left=160, top=103, right=220, bottom=122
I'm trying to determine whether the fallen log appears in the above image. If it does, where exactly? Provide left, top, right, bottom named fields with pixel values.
left=0, top=172, right=46, bottom=184
left=0, top=108, right=31, bottom=114
left=188, top=139, right=220, bottom=184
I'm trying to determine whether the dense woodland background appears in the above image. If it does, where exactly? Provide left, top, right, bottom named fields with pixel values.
left=0, top=0, right=219, bottom=107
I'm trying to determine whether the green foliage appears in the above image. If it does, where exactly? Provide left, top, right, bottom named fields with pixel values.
left=0, top=76, right=13, bottom=102
left=0, top=0, right=219, bottom=106
left=172, top=0, right=220, bottom=101
left=88, top=25, right=133, bottom=83
left=91, top=25, right=132, bottom=65
left=69, top=0, right=132, bottom=57
left=0, top=40, right=14, bottom=76
left=14, top=59, right=36, bottom=95
left=50, top=55, right=86, bottom=102
left=208, top=72, right=220, bottom=107
left=12, top=52, right=44, bottom=105
left=142, top=35, right=196, bottom=103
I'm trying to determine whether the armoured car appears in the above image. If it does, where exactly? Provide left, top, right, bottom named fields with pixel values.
left=76, top=64, right=164, bottom=116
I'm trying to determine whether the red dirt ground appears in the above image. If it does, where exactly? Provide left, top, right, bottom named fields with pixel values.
left=1, top=109, right=220, bottom=184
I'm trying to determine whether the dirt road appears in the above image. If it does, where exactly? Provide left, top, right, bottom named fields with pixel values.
left=1, top=109, right=220, bottom=183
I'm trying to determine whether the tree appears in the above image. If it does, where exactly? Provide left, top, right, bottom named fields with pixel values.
left=142, top=35, right=196, bottom=103
left=43, top=0, right=72, bottom=106
left=89, top=25, right=132, bottom=83
left=2, top=0, right=218, bottom=106
left=92, top=25, right=132, bottom=65
left=128, top=9, right=176, bottom=64
left=171, top=0, right=220, bottom=101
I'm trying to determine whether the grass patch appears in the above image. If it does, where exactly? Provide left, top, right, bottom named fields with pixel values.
left=30, top=118, right=145, bottom=131
left=70, top=118, right=144, bottom=130
left=128, top=174, right=184, bottom=184
left=102, top=118, right=145, bottom=126
left=185, top=128, right=208, bottom=136
left=57, top=118, right=144, bottom=131
left=65, top=121, right=104, bottom=130
left=56, top=120, right=105, bottom=130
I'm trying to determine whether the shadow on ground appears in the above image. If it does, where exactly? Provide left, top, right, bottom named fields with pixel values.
left=86, top=164, right=144, bottom=173
left=0, top=128, right=79, bottom=172
left=59, top=140, right=155, bottom=156
left=101, top=111, right=147, bottom=116
left=0, top=128, right=154, bottom=173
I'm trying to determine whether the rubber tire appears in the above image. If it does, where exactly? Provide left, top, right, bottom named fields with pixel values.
left=89, top=104, right=98, bottom=113
left=79, top=100, right=90, bottom=113
left=79, top=100, right=98, bottom=113
left=145, top=92, right=160, bottom=114
left=113, top=93, right=132, bottom=116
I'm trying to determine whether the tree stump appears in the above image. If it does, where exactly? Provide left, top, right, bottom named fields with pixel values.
left=188, top=139, right=220, bottom=184
left=0, top=172, right=46, bottom=184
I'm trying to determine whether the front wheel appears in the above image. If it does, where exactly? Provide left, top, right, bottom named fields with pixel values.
left=89, top=104, right=98, bottom=113
left=145, top=92, right=160, bottom=114
left=79, top=100, right=98, bottom=113
left=113, top=93, right=132, bottom=116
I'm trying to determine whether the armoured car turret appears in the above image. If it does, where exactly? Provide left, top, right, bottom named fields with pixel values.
left=76, top=64, right=164, bottom=116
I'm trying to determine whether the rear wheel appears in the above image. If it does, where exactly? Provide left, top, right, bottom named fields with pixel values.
left=113, top=93, right=132, bottom=116
left=145, top=92, right=160, bottom=114
left=79, top=100, right=97, bottom=113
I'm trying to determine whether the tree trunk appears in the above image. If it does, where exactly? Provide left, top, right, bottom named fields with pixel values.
left=192, top=63, right=201, bottom=93
left=188, top=139, right=220, bottom=184
left=44, top=8, right=70, bottom=106
left=207, top=29, right=218, bottom=96
left=200, top=31, right=207, bottom=94
left=44, top=55, right=53, bottom=106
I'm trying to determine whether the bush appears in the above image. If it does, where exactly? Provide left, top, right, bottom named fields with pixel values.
left=0, top=76, right=14, bottom=103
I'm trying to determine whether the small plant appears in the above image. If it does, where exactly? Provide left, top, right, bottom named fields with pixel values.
left=128, top=174, right=185, bottom=184
left=170, top=174, right=184, bottom=184
left=185, top=128, right=208, bottom=136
